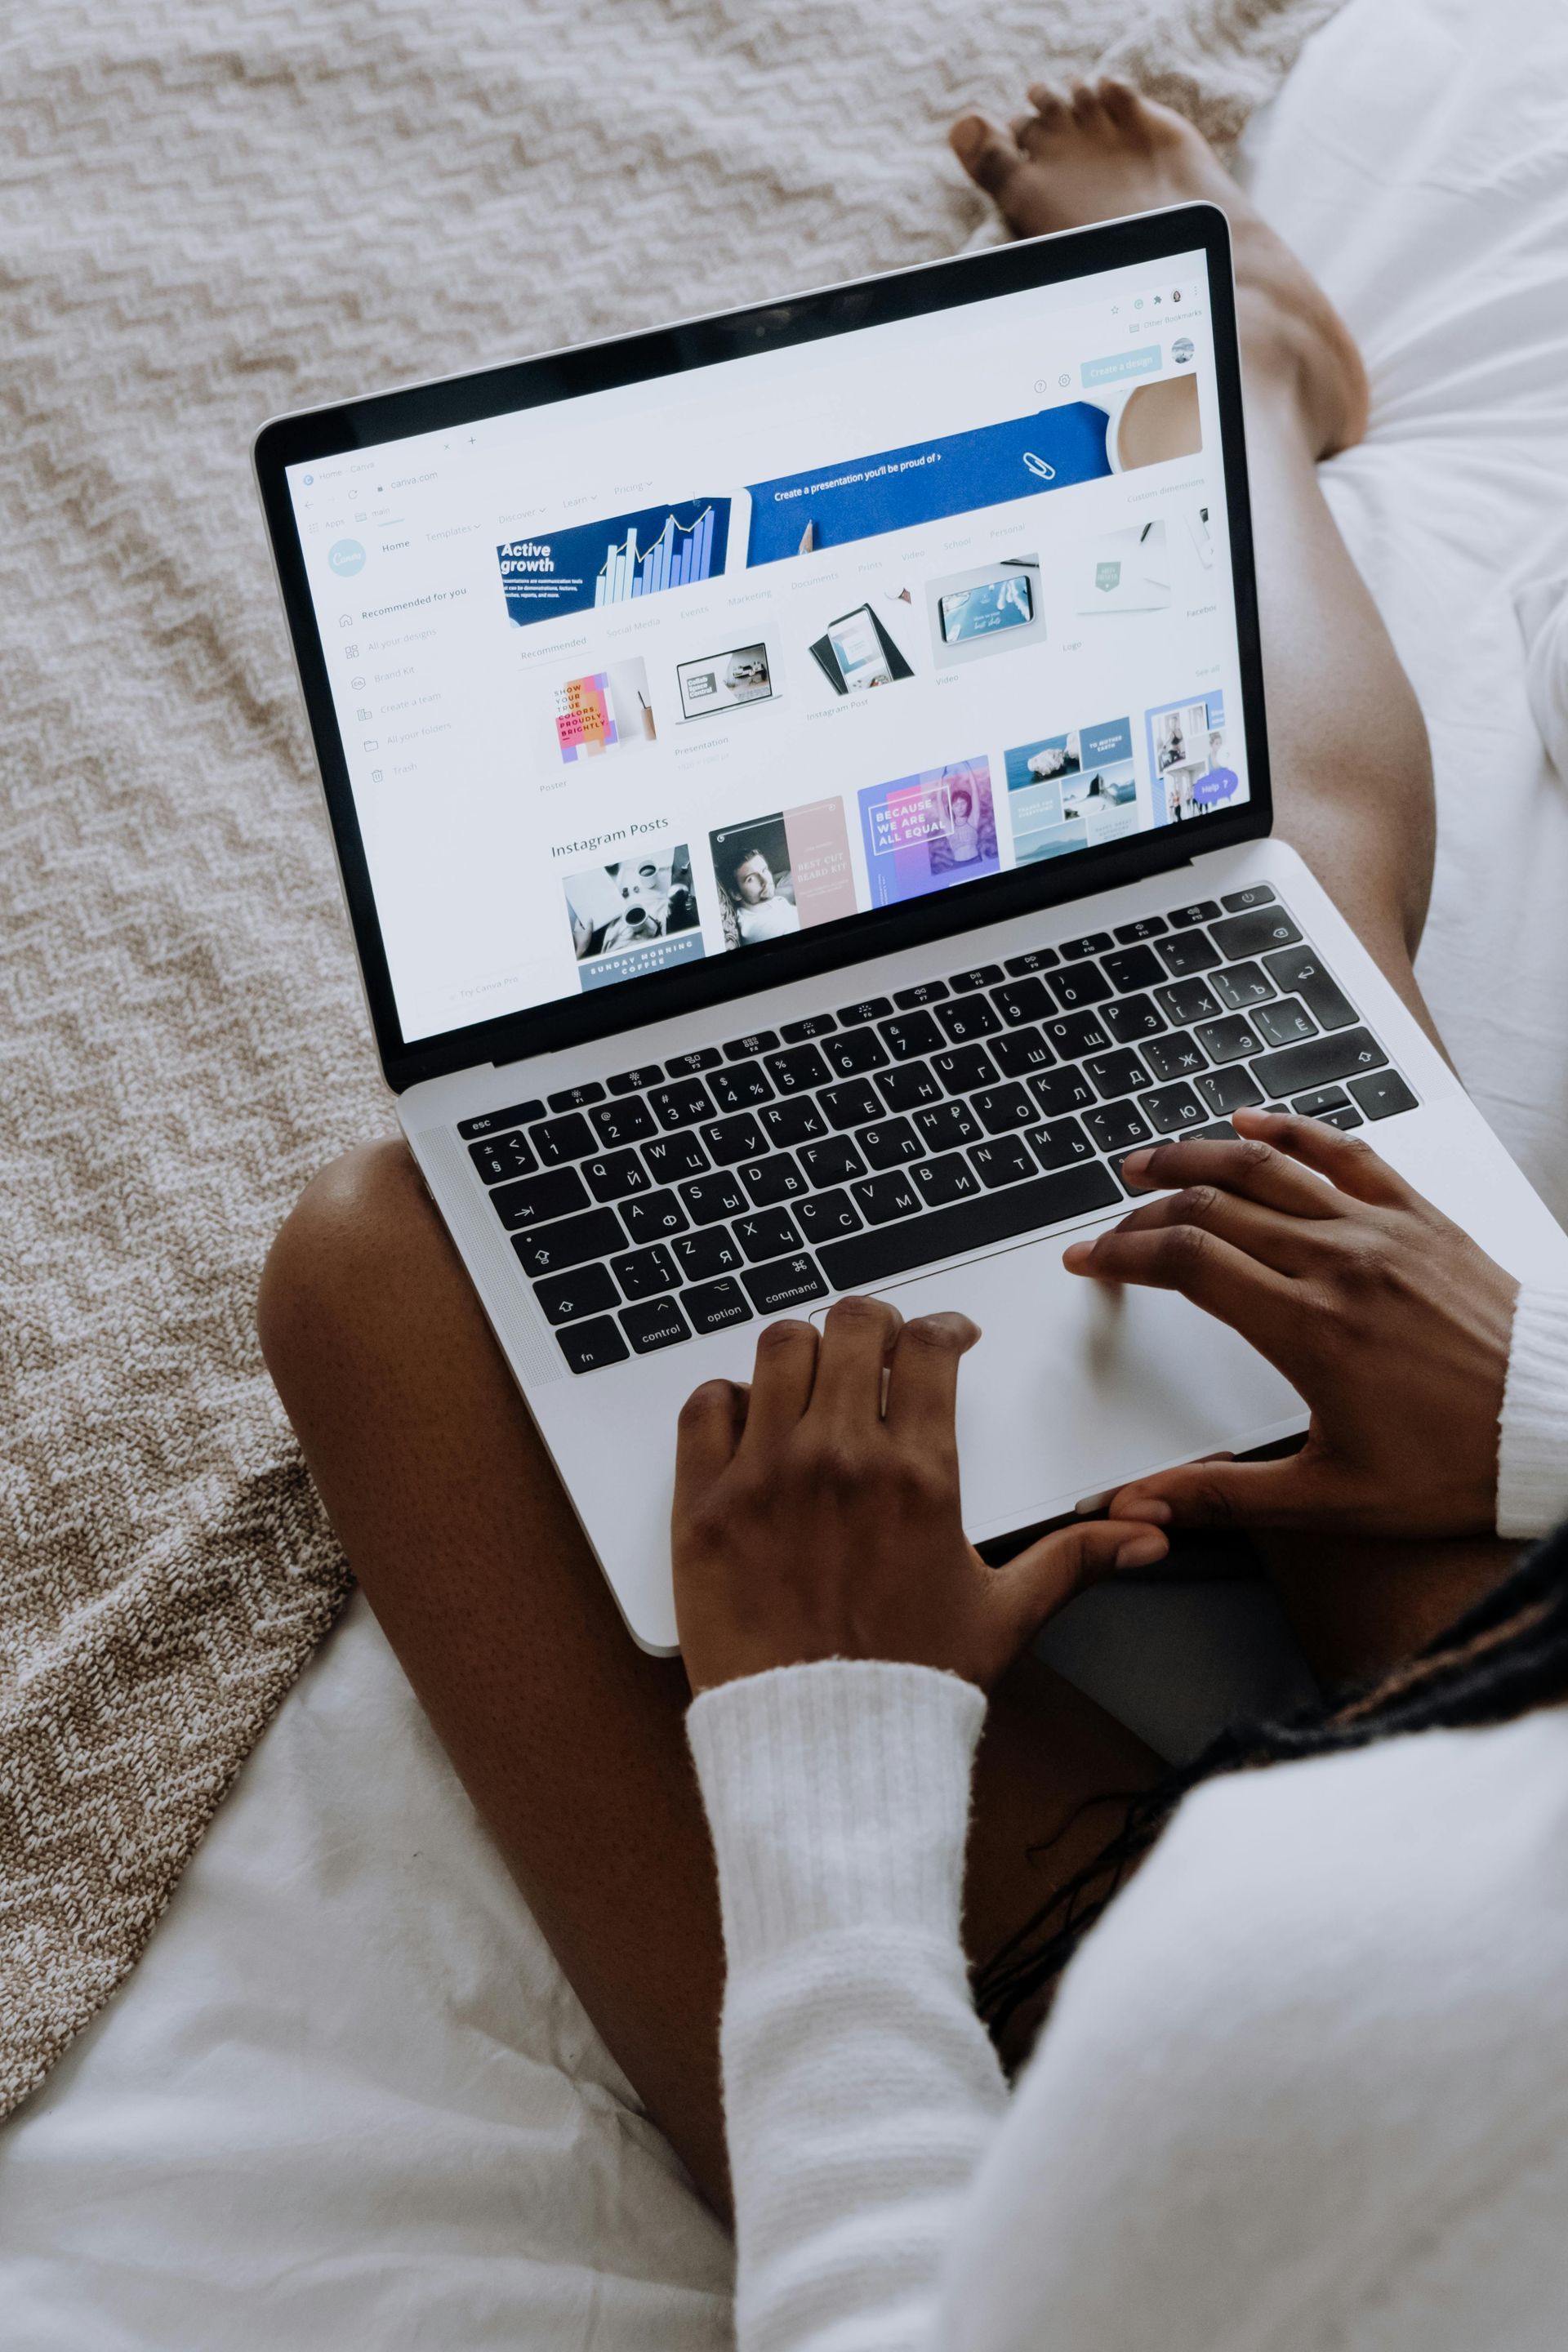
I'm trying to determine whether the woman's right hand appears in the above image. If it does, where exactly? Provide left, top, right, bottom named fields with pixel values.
left=1062, top=1109, right=1519, bottom=1539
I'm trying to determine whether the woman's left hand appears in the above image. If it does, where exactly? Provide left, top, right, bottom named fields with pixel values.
left=672, top=1295, right=1168, bottom=1695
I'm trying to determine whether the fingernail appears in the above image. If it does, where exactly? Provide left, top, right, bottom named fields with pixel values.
left=1116, top=1533, right=1169, bottom=1570
left=950, top=114, right=985, bottom=162
left=918, top=1310, right=981, bottom=1345
left=1121, top=1149, right=1153, bottom=1180
left=1120, top=1496, right=1171, bottom=1524
left=1062, top=1241, right=1094, bottom=1271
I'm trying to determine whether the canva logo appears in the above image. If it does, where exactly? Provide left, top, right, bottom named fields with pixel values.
left=329, top=539, right=366, bottom=577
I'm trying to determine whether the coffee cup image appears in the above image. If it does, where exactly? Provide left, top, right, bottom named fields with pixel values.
left=599, top=858, right=671, bottom=947
left=1090, top=373, right=1203, bottom=474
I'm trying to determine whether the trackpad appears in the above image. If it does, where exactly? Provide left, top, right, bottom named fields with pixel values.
left=814, top=1232, right=1303, bottom=1530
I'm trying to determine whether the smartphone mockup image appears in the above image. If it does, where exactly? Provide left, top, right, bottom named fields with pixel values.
left=938, top=572, right=1034, bottom=644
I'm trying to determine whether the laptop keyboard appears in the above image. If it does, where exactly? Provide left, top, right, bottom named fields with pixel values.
left=455, top=885, right=1419, bottom=1374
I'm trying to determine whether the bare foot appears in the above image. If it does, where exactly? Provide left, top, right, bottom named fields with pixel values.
left=950, top=78, right=1367, bottom=459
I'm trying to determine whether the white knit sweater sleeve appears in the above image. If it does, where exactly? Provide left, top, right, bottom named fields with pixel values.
left=1498, top=1287, right=1568, bottom=1538
left=686, top=1659, right=1004, bottom=2352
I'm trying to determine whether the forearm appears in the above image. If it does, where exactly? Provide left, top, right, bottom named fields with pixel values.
left=688, top=1661, right=1008, bottom=2352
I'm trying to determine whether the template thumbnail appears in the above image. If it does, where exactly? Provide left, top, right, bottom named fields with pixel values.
left=1062, top=716, right=1141, bottom=845
left=1005, top=717, right=1138, bottom=862
left=1103, top=372, right=1201, bottom=470
left=1146, top=691, right=1238, bottom=823
left=858, top=759, right=998, bottom=906
left=499, top=498, right=732, bottom=628
left=551, top=658, right=656, bottom=764
left=562, top=847, right=704, bottom=991
left=1072, top=519, right=1173, bottom=616
left=676, top=640, right=776, bottom=721
left=710, top=800, right=856, bottom=949
left=924, top=557, right=1044, bottom=670
left=808, top=602, right=915, bottom=697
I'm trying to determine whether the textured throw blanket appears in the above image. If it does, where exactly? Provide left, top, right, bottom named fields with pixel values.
left=1, top=0, right=1343, bottom=2116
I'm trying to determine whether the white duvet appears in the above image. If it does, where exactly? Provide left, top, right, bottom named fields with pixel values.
left=5, top=0, right=1568, bottom=2341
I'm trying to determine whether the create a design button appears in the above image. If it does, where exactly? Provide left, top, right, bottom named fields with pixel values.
left=1080, top=346, right=1163, bottom=387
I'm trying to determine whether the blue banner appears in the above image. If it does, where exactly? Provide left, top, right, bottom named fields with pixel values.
left=744, top=402, right=1111, bottom=566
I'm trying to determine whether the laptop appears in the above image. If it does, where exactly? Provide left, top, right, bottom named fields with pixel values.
left=254, top=202, right=1568, bottom=1653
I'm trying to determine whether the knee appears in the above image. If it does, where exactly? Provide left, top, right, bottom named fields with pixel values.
left=257, top=1136, right=434, bottom=1394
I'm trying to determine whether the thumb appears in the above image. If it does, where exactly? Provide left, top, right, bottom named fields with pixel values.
left=990, top=1517, right=1170, bottom=1659
left=1107, top=1450, right=1319, bottom=1530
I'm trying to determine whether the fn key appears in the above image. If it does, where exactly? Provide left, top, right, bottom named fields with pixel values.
left=554, top=1316, right=630, bottom=1374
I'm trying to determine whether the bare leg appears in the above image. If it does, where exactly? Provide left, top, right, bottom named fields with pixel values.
left=258, top=1141, right=1160, bottom=2217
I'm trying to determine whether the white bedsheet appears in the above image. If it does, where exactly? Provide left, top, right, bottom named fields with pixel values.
left=6, top=0, right=1568, bottom=2341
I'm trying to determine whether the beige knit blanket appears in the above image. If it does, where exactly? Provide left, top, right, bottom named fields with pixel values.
left=1, top=0, right=1343, bottom=2116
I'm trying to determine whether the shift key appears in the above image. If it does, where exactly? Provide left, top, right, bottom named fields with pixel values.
left=1250, top=1027, right=1388, bottom=1100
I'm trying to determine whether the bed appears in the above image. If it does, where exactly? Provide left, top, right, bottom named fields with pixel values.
left=5, top=0, right=1568, bottom=2339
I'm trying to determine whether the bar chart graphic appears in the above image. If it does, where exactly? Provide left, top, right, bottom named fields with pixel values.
left=597, top=506, right=719, bottom=604
left=498, top=499, right=731, bottom=629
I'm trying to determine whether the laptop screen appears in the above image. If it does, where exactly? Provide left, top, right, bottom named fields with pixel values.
left=281, top=232, right=1253, bottom=1054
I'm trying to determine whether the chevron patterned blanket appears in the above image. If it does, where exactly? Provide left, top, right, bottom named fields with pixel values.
left=0, top=0, right=1341, bottom=2116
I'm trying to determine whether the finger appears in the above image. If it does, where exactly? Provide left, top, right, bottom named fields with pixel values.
left=673, top=1379, right=746, bottom=1525
left=883, top=1311, right=979, bottom=1445
left=1062, top=1219, right=1295, bottom=1358
left=1120, top=1131, right=1341, bottom=1218
left=805, top=1294, right=904, bottom=1432
left=991, top=1517, right=1170, bottom=1658
left=948, top=114, right=1029, bottom=205
left=1231, top=1107, right=1422, bottom=1210
left=737, top=1317, right=819, bottom=1453
left=1107, top=1451, right=1323, bottom=1530
left=1103, top=1182, right=1330, bottom=1278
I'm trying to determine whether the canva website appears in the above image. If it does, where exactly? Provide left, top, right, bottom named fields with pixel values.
left=287, top=248, right=1247, bottom=1045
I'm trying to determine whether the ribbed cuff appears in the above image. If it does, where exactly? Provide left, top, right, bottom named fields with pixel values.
left=687, top=1660, right=986, bottom=1975
left=1498, top=1289, right=1568, bottom=1539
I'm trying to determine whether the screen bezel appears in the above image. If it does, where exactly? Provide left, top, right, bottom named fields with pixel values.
left=253, top=202, right=1270, bottom=1094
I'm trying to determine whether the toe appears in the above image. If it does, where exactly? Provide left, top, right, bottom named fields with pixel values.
left=950, top=114, right=1030, bottom=206
left=1097, top=77, right=1139, bottom=128
left=1068, top=80, right=1100, bottom=125
left=1026, top=81, right=1069, bottom=124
